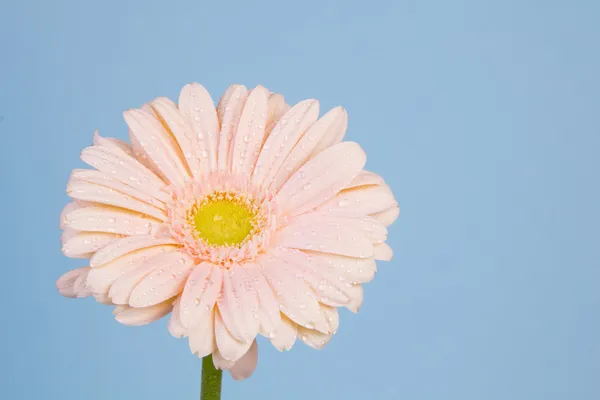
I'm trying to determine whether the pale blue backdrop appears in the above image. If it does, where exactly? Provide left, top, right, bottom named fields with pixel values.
left=1, top=0, right=599, bottom=399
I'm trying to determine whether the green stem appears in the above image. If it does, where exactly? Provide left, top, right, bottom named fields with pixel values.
left=201, top=355, right=222, bottom=400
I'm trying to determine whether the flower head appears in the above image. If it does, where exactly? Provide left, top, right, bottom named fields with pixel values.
left=57, top=83, right=399, bottom=380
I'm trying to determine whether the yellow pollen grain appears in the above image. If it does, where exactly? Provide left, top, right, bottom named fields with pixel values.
left=192, top=196, right=256, bottom=246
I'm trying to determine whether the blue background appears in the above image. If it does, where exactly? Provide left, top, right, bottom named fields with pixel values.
left=1, top=1, right=599, bottom=399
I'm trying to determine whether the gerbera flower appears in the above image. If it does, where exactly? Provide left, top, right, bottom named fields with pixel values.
left=57, top=83, right=399, bottom=380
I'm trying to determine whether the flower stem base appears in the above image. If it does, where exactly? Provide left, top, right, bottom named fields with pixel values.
left=201, top=355, right=222, bottom=400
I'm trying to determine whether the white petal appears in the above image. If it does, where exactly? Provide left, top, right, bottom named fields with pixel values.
left=276, top=142, right=366, bottom=217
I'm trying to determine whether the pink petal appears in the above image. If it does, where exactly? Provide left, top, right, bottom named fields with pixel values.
left=259, top=256, right=329, bottom=333
left=265, top=93, right=288, bottom=138
left=371, top=202, right=400, bottom=226
left=93, top=292, right=112, bottom=304
left=373, top=242, right=394, bottom=261
left=217, top=268, right=259, bottom=343
left=114, top=300, right=173, bottom=326
left=62, top=205, right=159, bottom=236
left=149, top=97, right=200, bottom=177
left=70, top=169, right=167, bottom=209
left=231, top=86, right=269, bottom=176
left=306, top=252, right=377, bottom=284
left=179, top=263, right=223, bottom=329
left=61, top=229, right=118, bottom=259
left=93, top=132, right=134, bottom=156
left=275, top=142, right=366, bottom=217
left=276, top=248, right=365, bottom=309
left=322, top=305, right=339, bottom=333
left=297, top=326, right=332, bottom=349
left=270, top=316, right=297, bottom=351
left=275, top=216, right=373, bottom=259
left=317, top=184, right=395, bottom=216
left=179, top=83, right=219, bottom=174
left=288, top=212, right=387, bottom=244
left=60, top=202, right=89, bottom=230
left=215, top=310, right=253, bottom=361
left=124, top=108, right=191, bottom=187
left=87, top=245, right=176, bottom=294
left=276, top=249, right=351, bottom=307
left=56, top=267, right=91, bottom=298
left=128, top=252, right=194, bottom=307
left=72, top=269, right=92, bottom=298
left=107, top=246, right=178, bottom=304
left=310, top=107, right=348, bottom=157
left=168, top=298, right=187, bottom=338
left=252, top=99, right=319, bottom=188
left=80, top=144, right=166, bottom=201
left=212, top=349, right=236, bottom=370
left=347, top=285, right=364, bottom=313
left=246, top=266, right=281, bottom=338
left=216, top=85, right=249, bottom=172
left=150, top=97, right=199, bottom=177
left=271, top=107, right=348, bottom=191
left=229, top=340, right=258, bottom=381
left=346, top=170, right=385, bottom=189
left=188, top=309, right=216, bottom=358
left=67, top=179, right=166, bottom=221
left=90, top=235, right=178, bottom=267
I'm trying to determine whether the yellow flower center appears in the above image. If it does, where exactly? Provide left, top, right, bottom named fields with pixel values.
left=192, top=193, right=256, bottom=247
